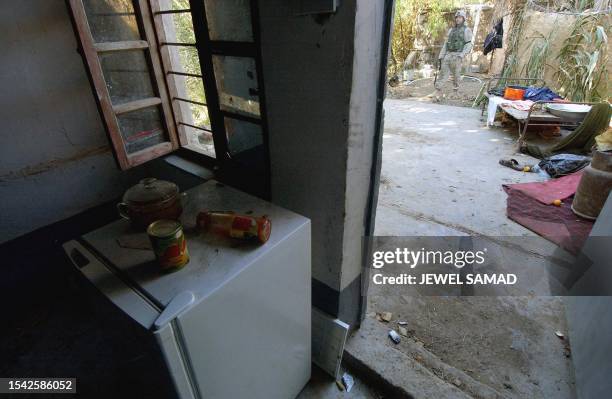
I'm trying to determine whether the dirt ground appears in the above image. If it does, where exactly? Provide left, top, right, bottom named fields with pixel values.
left=366, top=296, right=575, bottom=398
left=387, top=75, right=484, bottom=108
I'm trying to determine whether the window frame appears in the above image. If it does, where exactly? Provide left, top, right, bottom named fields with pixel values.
left=69, top=0, right=270, bottom=198
left=188, top=0, right=271, bottom=198
left=149, top=1, right=218, bottom=163
left=68, top=0, right=180, bottom=170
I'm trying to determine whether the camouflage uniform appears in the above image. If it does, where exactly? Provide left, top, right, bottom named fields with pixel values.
left=435, top=11, right=473, bottom=94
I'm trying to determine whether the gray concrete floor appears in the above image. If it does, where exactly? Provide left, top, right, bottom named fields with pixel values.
left=346, top=99, right=576, bottom=398
left=297, top=366, right=382, bottom=399
left=376, top=99, right=550, bottom=238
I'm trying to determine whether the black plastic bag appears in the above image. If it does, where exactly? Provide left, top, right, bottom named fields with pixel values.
left=538, top=154, right=591, bottom=178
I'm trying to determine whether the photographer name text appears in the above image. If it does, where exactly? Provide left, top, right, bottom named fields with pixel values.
left=371, top=248, right=517, bottom=286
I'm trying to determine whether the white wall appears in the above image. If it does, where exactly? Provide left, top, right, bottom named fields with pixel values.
left=0, top=1, right=149, bottom=243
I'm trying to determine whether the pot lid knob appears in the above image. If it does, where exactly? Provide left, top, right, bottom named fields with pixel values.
left=123, top=177, right=179, bottom=204
left=141, top=177, right=158, bottom=188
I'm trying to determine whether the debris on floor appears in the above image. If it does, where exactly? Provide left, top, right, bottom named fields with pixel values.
left=360, top=296, right=577, bottom=398
left=398, top=326, right=408, bottom=337
left=341, top=372, right=354, bottom=393
left=376, top=311, right=392, bottom=322
left=297, top=365, right=382, bottom=398
left=388, top=330, right=401, bottom=344
left=563, top=345, right=572, bottom=358
left=556, top=330, right=572, bottom=358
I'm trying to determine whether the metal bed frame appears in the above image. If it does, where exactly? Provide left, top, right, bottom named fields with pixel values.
left=516, top=101, right=597, bottom=148
left=481, top=77, right=595, bottom=148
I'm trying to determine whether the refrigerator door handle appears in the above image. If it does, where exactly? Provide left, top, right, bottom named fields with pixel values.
left=67, top=246, right=91, bottom=268
left=62, top=240, right=160, bottom=329
left=154, top=291, right=196, bottom=330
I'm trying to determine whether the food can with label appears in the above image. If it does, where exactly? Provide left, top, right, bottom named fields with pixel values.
left=147, top=220, right=189, bottom=271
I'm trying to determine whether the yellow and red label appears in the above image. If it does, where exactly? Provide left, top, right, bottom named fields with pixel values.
left=148, top=221, right=189, bottom=271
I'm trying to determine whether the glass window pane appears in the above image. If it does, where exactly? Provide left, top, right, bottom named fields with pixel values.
left=174, top=75, right=207, bottom=114
left=174, top=92, right=210, bottom=128
left=99, top=50, right=157, bottom=105
left=83, top=0, right=141, bottom=43
left=158, top=9, right=208, bottom=136
left=117, top=106, right=167, bottom=153
left=203, top=0, right=253, bottom=42
left=172, top=75, right=209, bottom=153
left=165, top=0, right=189, bottom=11
left=158, top=6, right=200, bottom=82
left=158, top=7, right=196, bottom=45
left=183, top=127, right=215, bottom=158
left=225, top=117, right=263, bottom=155
left=175, top=46, right=201, bottom=75
left=213, top=56, right=260, bottom=117
left=186, top=103, right=211, bottom=129
left=172, top=11, right=196, bottom=43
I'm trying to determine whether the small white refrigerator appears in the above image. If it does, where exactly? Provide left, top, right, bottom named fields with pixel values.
left=63, top=180, right=311, bottom=399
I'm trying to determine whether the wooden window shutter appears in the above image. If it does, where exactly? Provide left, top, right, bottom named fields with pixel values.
left=68, top=0, right=179, bottom=170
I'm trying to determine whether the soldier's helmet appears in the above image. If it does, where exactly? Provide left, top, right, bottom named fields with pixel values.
left=455, top=10, right=467, bottom=20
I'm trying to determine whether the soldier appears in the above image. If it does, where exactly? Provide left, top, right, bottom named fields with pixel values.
left=434, top=10, right=473, bottom=100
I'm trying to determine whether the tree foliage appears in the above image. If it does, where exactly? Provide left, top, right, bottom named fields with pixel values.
left=522, top=30, right=554, bottom=81
left=554, top=14, right=609, bottom=101
left=389, top=0, right=480, bottom=76
left=172, top=0, right=210, bottom=127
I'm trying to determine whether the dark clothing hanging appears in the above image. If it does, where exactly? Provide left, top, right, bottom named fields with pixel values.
left=483, top=18, right=503, bottom=55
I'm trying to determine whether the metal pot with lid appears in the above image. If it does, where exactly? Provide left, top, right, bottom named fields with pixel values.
left=117, top=178, right=184, bottom=228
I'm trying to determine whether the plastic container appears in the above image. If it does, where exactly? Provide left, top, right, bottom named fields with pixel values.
left=503, top=85, right=526, bottom=100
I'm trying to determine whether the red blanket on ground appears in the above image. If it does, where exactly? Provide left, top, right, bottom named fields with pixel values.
left=502, top=172, right=594, bottom=254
